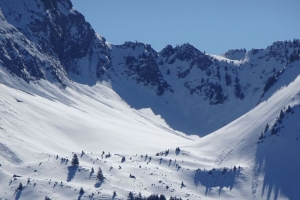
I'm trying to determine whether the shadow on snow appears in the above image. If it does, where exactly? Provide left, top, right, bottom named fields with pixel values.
left=254, top=113, right=300, bottom=200
left=194, top=167, right=240, bottom=196
left=67, top=165, right=78, bottom=182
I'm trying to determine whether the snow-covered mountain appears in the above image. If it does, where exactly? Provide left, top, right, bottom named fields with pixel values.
left=0, top=0, right=300, bottom=199
left=108, top=40, right=300, bottom=135
left=1, top=0, right=299, bottom=136
left=0, top=0, right=110, bottom=85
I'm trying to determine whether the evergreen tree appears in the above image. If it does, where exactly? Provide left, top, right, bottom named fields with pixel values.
left=79, top=187, right=84, bottom=194
left=128, top=191, right=134, bottom=200
left=96, top=167, right=104, bottom=181
left=71, top=154, right=79, bottom=166
left=263, top=75, right=277, bottom=93
left=278, top=110, right=284, bottom=123
left=216, top=68, right=221, bottom=80
left=147, top=194, right=158, bottom=200
left=271, top=127, right=277, bottom=135
left=136, top=192, right=144, bottom=200
left=234, top=76, right=244, bottom=99
left=279, top=110, right=284, bottom=119
left=169, top=197, right=182, bottom=200
left=159, top=194, right=167, bottom=200
left=264, top=123, right=269, bottom=133
left=121, top=156, right=126, bottom=163
left=225, top=72, right=232, bottom=86
left=181, top=181, right=185, bottom=187
left=45, top=196, right=51, bottom=200
left=17, top=182, right=23, bottom=190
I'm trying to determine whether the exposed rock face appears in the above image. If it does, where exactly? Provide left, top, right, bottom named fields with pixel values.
left=115, top=42, right=173, bottom=96
left=222, top=49, right=246, bottom=60
left=0, top=0, right=110, bottom=84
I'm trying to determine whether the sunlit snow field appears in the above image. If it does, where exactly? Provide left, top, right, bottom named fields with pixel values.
left=1, top=63, right=300, bottom=199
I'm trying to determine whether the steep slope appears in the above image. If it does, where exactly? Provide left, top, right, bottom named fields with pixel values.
left=187, top=60, right=300, bottom=199
left=108, top=40, right=300, bottom=135
left=0, top=0, right=110, bottom=85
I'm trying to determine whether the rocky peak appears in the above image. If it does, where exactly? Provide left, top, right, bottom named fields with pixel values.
left=117, top=41, right=157, bottom=58
left=160, top=44, right=174, bottom=57
left=222, top=49, right=246, bottom=60
left=163, top=43, right=212, bottom=72
left=265, top=40, right=300, bottom=63
left=173, top=43, right=205, bottom=62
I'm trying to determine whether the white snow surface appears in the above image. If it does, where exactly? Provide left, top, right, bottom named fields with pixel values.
left=1, top=62, right=300, bottom=199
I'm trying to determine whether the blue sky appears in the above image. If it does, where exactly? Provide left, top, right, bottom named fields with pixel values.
left=71, top=0, right=300, bottom=55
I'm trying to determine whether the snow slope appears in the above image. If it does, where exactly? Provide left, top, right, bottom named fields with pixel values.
left=1, top=60, right=300, bottom=199
left=1, top=0, right=300, bottom=199
left=190, top=60, right=300, bottom=200
left=0, top=70, right=193, bottom=199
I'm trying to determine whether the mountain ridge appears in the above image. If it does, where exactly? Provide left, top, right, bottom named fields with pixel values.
left=1, top=0, right=299, bottom=135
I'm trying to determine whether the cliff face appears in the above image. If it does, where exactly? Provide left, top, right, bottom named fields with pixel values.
left=0, top=0, right=110, bottom=85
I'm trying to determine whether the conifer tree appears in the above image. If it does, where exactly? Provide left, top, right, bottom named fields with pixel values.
left=128, top=191, right=134, bottom=200
left=45, top=196, right=50, bottom=200
left=159, top=194, right=167, bottom=200
left=96, top=167, right=104, bottom=181
left=121, top=156, right=126, bottom=162
left=71, top=154, right=79, bottom=166
left=17, top=182, right=23, bottom=190
left=79, top=187, right=84, bottom=194
left=279, top=110, right=284, bottom=119
left=264, top=123, right=269, bottom=133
